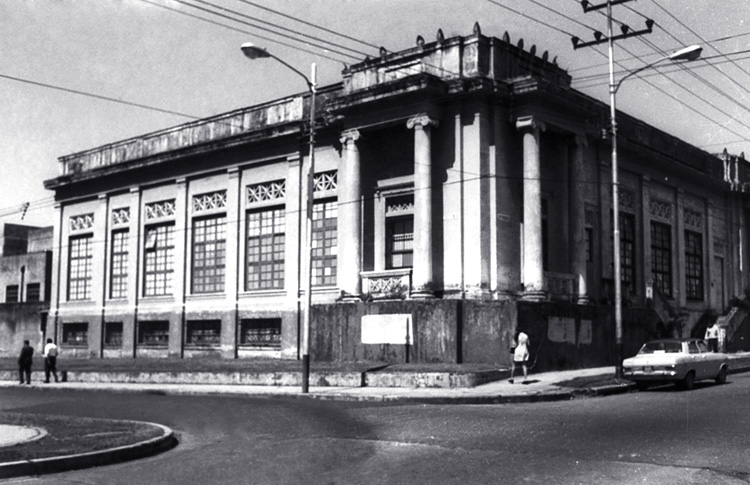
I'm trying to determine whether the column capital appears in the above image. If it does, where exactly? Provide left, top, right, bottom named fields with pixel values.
left=515, top=116, right=546, bottom=133
left=340, top=129, right=361, bottom=145
left=407, top=114, right=439, bottom=130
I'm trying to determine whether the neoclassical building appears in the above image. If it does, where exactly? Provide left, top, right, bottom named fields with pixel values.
left=43, top=26, right=750, bottom=368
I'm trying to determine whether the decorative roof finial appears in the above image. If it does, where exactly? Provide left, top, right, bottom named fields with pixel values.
left=379, top=46, right=387, bottom=58
left=437, top=28, right=445, bottom=43
left=517, top=38, right=524, bottom=50
left=416, top=35, right=425, bottom=47
left=473, top=22, right=481, bottom=35
left=503, top=31, right=510, bottom=43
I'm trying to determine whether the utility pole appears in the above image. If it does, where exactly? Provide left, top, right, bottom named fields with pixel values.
left=571, top=0, right=653, bottom=379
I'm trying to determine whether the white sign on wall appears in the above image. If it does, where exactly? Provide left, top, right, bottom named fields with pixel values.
left=361, top=314, right=413, bottom=345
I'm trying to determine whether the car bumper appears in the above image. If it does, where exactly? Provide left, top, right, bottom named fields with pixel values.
left=623, top=368, right=680, bottom=381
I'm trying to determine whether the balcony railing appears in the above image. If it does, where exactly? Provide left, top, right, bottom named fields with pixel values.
left=543, top=271, right=579, bottom=302
left=361, top=269, right=412, bottom=300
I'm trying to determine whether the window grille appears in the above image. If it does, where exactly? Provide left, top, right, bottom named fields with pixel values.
left=63, top=322, right=88, bottom=346
left=110, top=230, right=129, bottom=299
left=104, top=322, right=123, bottom=348
left=192, top=216, right=226, bottom=294
left=69, top=235, right=93, bottom=300
left=5, top=285, right=19, bottom=303
left=312, top=200, right=337, bottom=286
left=246, top=207, right=285, bottom=290
left=651, top=222, right=672, bottom=297
left=138, top=321, right=169, bottom=347
left=239, top=318, right=281, bottom=349
left=26, top=283, right=40, bottom=302
left=144, top=224, right=174, bottom=296
left=186, top=320, right=221, bottom=347
left=685, top=230, right=704, bottom=300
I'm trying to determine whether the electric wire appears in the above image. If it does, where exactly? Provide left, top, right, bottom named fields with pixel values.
left=136, top=0, right=350, bottom=64
left=170, top=0, right=364, bottom=61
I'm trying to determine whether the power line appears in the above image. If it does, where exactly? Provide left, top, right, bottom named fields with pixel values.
left=171, top=0, right=364, bottom=61
left=236, top=0, right=382, bottom=51
left=136, top=0, right=349, bottom=64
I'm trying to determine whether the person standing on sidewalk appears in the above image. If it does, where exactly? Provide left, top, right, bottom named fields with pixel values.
left=705, top=322, right=719, bottom=353
left=43, top=338, right=59, bottom=383
left=509, top=331, right=530, bottom=384
left=18, top=340, right=34, bottom=385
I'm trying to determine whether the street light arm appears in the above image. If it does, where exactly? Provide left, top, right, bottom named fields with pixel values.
left=265, top=54, right=315, bottom=93
left=613, top=56, right=668, bottom=94
left=613, top=45, right=702, bottom=94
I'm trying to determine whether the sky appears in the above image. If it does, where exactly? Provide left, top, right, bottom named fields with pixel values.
left=2, top=0, right=749, bottom=227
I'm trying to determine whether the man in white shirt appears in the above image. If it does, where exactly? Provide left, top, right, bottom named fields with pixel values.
left=43, top=338, right=59, bottom=383
left=705, top=322, right=719, bottom=353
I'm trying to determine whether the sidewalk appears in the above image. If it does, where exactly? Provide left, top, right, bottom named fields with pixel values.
left=1, top=366, right=628, bottom=404
left=3, top=354, right=750, bottom=480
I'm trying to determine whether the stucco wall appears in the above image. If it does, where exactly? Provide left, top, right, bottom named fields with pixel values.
left=0, top=303, right=45, bottom=358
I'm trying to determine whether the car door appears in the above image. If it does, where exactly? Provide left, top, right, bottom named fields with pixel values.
left=696, top=340, right=717, bottom=377
left=687, top=341, right=705, bottom=378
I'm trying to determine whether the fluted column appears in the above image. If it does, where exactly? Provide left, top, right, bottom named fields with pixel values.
left=570, top=135, right=590, bottom=304
left=338, top=129, right=362, bottom=300
left=516, top=116, right=546, bottom=301
left=408, top=114, right=439, bottom=298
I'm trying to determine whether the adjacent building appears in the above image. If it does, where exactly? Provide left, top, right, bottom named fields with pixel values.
left=0, top=224, right=53, bottom=357
left=43, top=26, right=750, bottom=369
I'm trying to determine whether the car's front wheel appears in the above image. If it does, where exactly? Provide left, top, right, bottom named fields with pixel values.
left=715, top=366, right=728, bottom=385
left=677, top=371, right=695, bottom=391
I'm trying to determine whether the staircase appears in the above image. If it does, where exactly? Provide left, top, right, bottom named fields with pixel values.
left=717, top=304, right=750, bottom=352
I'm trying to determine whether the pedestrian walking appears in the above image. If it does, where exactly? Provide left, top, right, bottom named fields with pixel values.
left=509, top=331, right=530, bottom=384
left=705, top=322, right=719, bottom=352
left=43, top=338, right=59, bottom=383
left=18, top=339, right=34, bottom=385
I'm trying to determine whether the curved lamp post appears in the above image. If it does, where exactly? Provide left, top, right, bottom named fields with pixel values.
left=609, top=42, right=701, bottom=379
left=241, top=42, right=317, bottom=393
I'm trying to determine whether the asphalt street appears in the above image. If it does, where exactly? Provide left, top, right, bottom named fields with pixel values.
left=2, top=373, right=750, bottom=484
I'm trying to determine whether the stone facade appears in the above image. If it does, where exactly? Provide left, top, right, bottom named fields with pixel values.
left=43, top=28, right=750, bottom=365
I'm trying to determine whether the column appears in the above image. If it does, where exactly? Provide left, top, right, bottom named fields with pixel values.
left=570, top=135, right=590, bottom=304
left=516, top=116, right=546, bottom=301
left=408, top=114, right=439, bottom=298
left=225, top=168, right=241, bottom=357
left=338, top=129, right=362, bottom=300
left=171, top=178, right=188, bottom=358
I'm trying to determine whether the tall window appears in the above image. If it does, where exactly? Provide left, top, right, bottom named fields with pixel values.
left=386, top=215, right=413, bottom=269
left=312, top=200, right=337, bottom=286
left=651, top=222, right=672, bottom=297
left=110, top=230, right=129, bottom=299
left=246, top=207, right=285, bottom=290
left=620, top=213, right=636, bottom=293
left=69, top=235, right=93, bottom=300
left=144, top=224, right=174, bottom=296
left=685, top=230, right=704, bottom=300
left=192, top=215, right=226, bottom=294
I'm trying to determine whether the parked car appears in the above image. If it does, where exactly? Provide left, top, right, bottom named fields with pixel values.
left=622, top=338, right=729, bottom=391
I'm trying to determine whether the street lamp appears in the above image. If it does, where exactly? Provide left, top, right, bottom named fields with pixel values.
left=607, top=31, right=702, bottom=378
left=241, top=42, right=317, bottom=393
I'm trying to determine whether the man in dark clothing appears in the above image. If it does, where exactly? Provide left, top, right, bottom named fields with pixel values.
left=18, top=340, right=34, bottom=384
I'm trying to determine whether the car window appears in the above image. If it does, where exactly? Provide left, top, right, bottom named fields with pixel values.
left=639, top=342, right=682, bottom=354
left=688, top=341, right=700, bottom=354
left=696, top=341, right=710, bottom=353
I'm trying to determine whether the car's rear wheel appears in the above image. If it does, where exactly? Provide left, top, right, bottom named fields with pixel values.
left=678, top=371, right=695, bottom=391
left=715, top=366, right=727, bottom=385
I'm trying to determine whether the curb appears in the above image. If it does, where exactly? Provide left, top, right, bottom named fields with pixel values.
left=0, top=421, right=177, bottom=480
